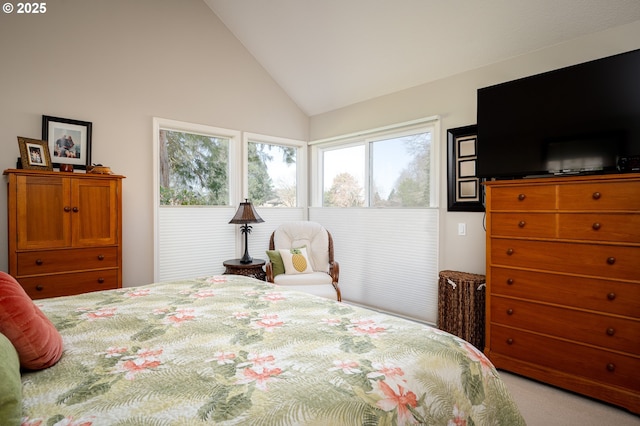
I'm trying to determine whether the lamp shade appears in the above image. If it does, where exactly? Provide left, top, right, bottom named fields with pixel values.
left=229, top=199, right=264, bottom=224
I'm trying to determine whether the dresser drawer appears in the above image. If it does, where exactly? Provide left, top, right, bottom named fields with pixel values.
left=558, top=213, right=640, bottom=243
left=489, top=185, right=556, bottom=211
left=490, top=324, right=640, bottom=392
left=558, top=181, right=640, bottom=210
left=491, top=239, right=639, bottom=280
left=490, top=267, right=640, bottom=317
left=19, top=269, right=119, bottom=299
left=491, top=296, right=639, bottom=354
left=490, top=212, right=556, bottom=238
left=17, top=247, right=118, bottom=276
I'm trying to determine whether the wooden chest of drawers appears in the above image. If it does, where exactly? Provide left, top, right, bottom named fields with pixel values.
left=5, top=169, right=124, bottom=298
left=484, top=173, right=640, bottom=414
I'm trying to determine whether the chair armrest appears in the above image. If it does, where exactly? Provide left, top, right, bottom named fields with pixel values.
left=329, top=261, right=341, bottom=302
left=329, top=261, right=339, bottom=283
left=265, top=261, right=275, bottom=283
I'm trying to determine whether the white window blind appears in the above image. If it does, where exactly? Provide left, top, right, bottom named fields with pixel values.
left=310, top=207, right=439, bottom=324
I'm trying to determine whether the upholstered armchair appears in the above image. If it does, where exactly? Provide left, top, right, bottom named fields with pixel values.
left=265, top=221, right=341, bottom=301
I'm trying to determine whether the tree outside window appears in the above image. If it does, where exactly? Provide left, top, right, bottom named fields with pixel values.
left=159, top=130, right=229, bottom=205
left=322, top=130, right=432, bottom=207
left=248, top=142, right=297, bottom=207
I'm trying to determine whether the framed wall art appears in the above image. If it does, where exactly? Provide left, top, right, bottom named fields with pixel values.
left=447, top=125, right=484, bottom=212
left=42, top=115, right=92, bottom=169
left=17, top=137, right=53, bottom=170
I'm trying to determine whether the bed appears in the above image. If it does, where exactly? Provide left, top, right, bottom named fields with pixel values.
left=2, top=273, right=524, bottom=425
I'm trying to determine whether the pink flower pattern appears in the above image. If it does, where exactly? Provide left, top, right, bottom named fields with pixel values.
left=376, top=380, right=419, bottom=426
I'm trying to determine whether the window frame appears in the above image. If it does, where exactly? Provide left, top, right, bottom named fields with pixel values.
left=310, top=119, right=440, bottom=208
left=243, top=132, right=307, bottom=208
left=153, top=117, right=242, bottom=208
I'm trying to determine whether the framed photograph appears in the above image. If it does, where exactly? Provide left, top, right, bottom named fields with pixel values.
left=18, top=137, right=53, bottom=170
left=42, top=115, right=92, bottom=169
left=447, top=125, right=484, bottom=212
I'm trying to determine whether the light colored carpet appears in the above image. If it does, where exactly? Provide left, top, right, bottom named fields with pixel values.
left=499, top=371, right=639, bottom=425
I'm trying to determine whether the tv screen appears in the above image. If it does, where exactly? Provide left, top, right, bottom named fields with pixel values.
left=477, top=49, right=640, bottom=179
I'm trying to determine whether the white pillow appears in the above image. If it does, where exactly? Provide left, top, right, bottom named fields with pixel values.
left=279, top=247, right=314, bottom=274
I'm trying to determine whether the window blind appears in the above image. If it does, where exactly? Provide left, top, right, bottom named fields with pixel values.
left=310, top=207, right=439, bottom=324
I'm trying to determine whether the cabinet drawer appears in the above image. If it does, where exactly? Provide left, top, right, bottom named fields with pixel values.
left=558, top=181, right=640, bottom=210
left=489, top=185, right=556, bottom=211
left=491, top=239, right=639, bottom=280
left=557, top=213, right=640, bottom=243
left=491, top=297, right=639, bottom=354
left=490, top=267, right=640, bottom=317
left=17, top=247, right=118, bottom=276
left=490, top=212, right=556, bottom=238
left=19, top=269, right=119, bottom=299
left=490, top=324, right=640, bottom=392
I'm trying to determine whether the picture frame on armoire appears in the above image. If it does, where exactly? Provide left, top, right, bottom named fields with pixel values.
left=42, top=115, right=92, bottom=170
left=447, top=125, right=485, bottom=212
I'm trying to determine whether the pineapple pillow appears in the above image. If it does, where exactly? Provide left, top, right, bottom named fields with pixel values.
left=279, top=247, right=314, bottom=274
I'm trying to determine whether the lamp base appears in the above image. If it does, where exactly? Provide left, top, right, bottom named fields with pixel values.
left=240, top=253, right=253, bottom=264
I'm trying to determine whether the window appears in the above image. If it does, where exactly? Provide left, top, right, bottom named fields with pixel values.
left=319, top=126, right=434, bottom=207
left=158, top=129, right=230, bottom=206
left=245, top=133, right=306, bottom=208
left=153, top=118, right=241, bottom=282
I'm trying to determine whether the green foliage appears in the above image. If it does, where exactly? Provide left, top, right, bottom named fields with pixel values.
left=159, top=130, right=229, bottom=205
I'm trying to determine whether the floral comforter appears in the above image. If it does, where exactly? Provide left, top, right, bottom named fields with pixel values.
left=22, top=275, right=524, bottom=425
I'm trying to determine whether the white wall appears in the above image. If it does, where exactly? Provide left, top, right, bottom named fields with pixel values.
left=0, top=0, right=308, bottom=286
left=310, top=20, right=640, bottom=275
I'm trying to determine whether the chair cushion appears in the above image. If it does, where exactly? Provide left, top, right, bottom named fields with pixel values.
left=279, top=247, right=314, bottom=274
left=0, top=272, right=64, bottom=370
left=273, top=221, right=330, bottom=272
left=273, top=271, right=333, bottom=286
left=265, top=250, right=285, bottom=276
left=0, top=332, right=22, bottom=425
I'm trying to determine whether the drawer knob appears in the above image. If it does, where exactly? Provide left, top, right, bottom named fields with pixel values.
left=72, top=207, right=79, bottom=213
left=35, top=285, right=43, bottom=291
left=518, top=220, right=526, bottom=228
left=98, top=255, right=105, bottom=261
left=507, top=278, right=514, bottom=285
left=35, top=259, right=43, bottom=265
left=64, top=206, right=71, bottom=212
left=592, top=222, right=601, bottom=231
left=518, top=194, right=526, bottom=201
left=606, top=363, right=615, bottom=372
left=506, top=338, right=514, bottom=345
left=98, top=277, right=105, bottom=284
left=592, top=192, right=601, bottom=200
left=607, top=292, right=616, bottom=301
left=606, top=257, right=616, bottom=265
left=606, top=328, right=615, bottom=336
left=506, top=248, right=514, bottom=255
left=506, top=308, right=514, bottom=315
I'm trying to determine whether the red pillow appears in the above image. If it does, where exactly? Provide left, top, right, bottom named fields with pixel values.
left=0, top=272, right=63, bottom=370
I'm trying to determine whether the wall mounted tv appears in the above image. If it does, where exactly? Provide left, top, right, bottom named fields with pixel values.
left=477, top=48, right=640, bottom=179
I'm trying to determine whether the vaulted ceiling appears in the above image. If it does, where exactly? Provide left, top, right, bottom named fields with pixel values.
left=204, top=0, right=640, bottom=116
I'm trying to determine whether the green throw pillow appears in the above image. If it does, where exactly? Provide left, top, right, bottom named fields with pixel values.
left=266, top=250, right=285, bottom=276
left=0, top=332, right=22, bottom=425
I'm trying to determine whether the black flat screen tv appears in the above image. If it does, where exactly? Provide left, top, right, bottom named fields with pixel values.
left=477, top=49, right=640, bottom=179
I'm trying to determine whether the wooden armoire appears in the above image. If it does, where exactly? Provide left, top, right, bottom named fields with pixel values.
left=5, top=169, right=124, bottom=299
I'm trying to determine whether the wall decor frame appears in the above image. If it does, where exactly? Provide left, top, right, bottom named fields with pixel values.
left=42, top=115, right=92, bottom=170
left=447, top=125, right=484, bottom=212
left=17, top=137, right=53, bottom=170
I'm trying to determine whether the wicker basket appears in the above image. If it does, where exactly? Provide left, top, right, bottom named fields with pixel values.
left=438, top=270, right=486, bottom=350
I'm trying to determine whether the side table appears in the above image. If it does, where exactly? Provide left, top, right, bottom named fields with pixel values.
left=223, top=258, right=266, bottom=281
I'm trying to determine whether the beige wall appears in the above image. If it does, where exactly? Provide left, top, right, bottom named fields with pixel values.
left=0, top=0, right=308, bottom=285
left=310, top=20, right=640, bottom=275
